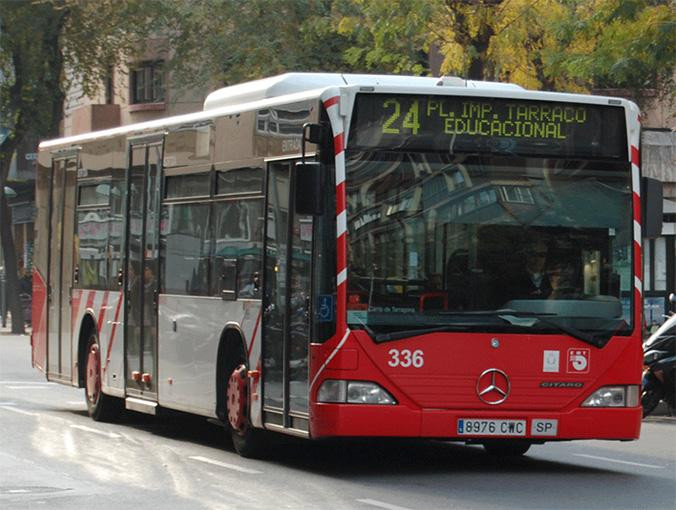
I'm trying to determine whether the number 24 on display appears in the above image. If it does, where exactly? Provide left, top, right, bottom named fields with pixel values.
left=388, top=348, right=424, bottom=368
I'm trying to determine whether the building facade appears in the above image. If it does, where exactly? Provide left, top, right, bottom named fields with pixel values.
left=5, top=42, right=209, bottom=274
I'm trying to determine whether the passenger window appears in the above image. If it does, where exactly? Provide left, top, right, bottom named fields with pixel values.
left=76, top=183, right=111, bottom=289
left=211, top=198, right=264, bottom=297
left=216, top=167, right=263, bottom=195
left=165, top=173, right=211, bottom=198
left=160, top=203, right=211, bottom=295
left=76, top=209, right=109, bottom=289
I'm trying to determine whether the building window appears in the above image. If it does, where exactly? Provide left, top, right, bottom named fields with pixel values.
left=131, top=61, right=164, bottom=104
left=105, top=66, right=114, bottom=104
left=499, top=185, right=534, bottom=204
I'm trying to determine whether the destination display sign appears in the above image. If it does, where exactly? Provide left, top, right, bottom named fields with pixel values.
left=349, top=94, right=627, bottom=159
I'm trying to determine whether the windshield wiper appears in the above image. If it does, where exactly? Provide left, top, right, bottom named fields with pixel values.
left=494, top=309, right=607, bottom=348
left=353, top=315, right=377, bottom=338
left=360, top=310, right=608, bottom=347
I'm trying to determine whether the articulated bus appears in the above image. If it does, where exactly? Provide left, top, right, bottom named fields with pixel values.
left=33, top=73, right=654, bottom=457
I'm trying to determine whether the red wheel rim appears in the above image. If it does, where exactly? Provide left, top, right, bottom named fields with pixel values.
left=227, top=364, right=248, bottom=431
left=86, top=342, right=101, bottom=405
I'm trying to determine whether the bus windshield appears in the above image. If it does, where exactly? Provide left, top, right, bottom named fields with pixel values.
left=345, top=151, right=633, bottom=340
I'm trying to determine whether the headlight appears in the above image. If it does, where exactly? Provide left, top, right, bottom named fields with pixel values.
left=582, top=385, right=639, bottom=407
left=317, top=380, right=397, bottom=405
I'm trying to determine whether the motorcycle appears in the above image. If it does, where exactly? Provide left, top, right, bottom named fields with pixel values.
left=642, top=293, right=676, bottom=417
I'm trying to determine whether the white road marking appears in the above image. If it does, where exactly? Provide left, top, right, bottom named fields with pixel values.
left=7, top=385, right=52, bottom=389
left=0, top=405, right=38, bottom=416
left=66, top=401, right=86, bottom=406
left=357, top=499, right=413, bottom=510
left=0, top=381, right=54, bottom=385
left=188, top=455, right=263, bottom=474
left=119, top=432, right=141, bottom=445
left=574, top=453, right=663, bottom=469
left=0, top=401, right=16, bottom=406
left=70, top=424, right=122, bottom=439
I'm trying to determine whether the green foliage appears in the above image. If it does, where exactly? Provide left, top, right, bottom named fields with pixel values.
left=333, top=0, right=433, bottom=75
left=0, top=1, right=66, bottom=141
left=164, top=0, right=350, bottom=89
left=544, top=0, right=675, bottom=101
left=0, top=0, right=172, bottom=145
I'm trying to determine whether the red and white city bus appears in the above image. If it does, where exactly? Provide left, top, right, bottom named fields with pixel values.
left=32, top=73, right=650, bottom=457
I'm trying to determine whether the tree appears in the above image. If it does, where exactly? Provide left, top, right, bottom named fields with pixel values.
left=164, top=0, right=351, bottom=90
left=544, top=0, right=675, bottom=108
left=330, top=0, right=674, bottom=101
left=0, top=0, right=168, bottom=333
left=333, top=0, right=433, bottom=75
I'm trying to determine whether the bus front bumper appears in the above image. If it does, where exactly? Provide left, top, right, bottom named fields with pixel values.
left=310, top=404, right=642, bottom=441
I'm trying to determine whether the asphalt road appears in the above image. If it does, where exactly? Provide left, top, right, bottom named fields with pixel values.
left=1, top=329, right=675, bottom=510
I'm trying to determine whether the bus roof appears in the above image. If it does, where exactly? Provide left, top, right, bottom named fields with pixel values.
left=40, top=72, right=637, bottom=151
left=202, top=73, right=524, bottom=111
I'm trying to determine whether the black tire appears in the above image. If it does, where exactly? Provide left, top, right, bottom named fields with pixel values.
left=483, top=440, right=531, bottom=457
left=231, top=419, right=268, bottom=459
left=84, top=333, right=121, bottom=422
left=225, top=360, right=267, bottom=459
left=641, top=388, right=663, bottom=418
left=641, top=372, right=663, bottom=418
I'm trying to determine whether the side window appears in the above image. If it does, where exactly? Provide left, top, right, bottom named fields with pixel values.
left=216, top=167, right=263, bottom=195
left=76, top=183, right=110, bottom=289
left=160, top=203, right=211, bottom=295
left=212, top=198, right=264, bottom=297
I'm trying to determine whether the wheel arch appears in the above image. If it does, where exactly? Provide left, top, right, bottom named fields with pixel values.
left=77, top=313, right=98, bottom=388
left=215, top=323, right=248, bottom=421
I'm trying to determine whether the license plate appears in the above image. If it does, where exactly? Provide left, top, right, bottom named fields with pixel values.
left=457, top=418, right=526, bottom=436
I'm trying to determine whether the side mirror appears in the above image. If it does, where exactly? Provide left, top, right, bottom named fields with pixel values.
left=295, top=162, right=324, bottom=216
left=641, top=177, right=663, bottom=239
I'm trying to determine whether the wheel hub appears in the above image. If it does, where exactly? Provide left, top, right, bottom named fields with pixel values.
left=227, top=364, right=248, bottom=431
left=86, top=343, right=101, bottom=404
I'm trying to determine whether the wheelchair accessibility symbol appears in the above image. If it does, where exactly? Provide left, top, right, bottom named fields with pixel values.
left=317, top=295, right=334, bottom=322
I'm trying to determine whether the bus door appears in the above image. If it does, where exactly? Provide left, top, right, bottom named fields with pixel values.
left=47, top=153, right=77, bottom=382
left=262, top=159, right=313, bottom=434
left=123, top=139, right=162, bottom=401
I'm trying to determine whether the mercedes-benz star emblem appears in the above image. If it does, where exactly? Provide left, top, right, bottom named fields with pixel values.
left=476, top=368, right=510, bottom=405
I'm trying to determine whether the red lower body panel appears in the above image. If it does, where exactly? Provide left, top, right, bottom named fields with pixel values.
left=311, top=403, right=641, bottom=441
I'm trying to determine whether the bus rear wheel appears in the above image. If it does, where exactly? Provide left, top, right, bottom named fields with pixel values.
left=226, top=363, right=266, bottom=458
left=482, top=440, right=531, bottom=457
left=84, top=333, right=120, bottom=422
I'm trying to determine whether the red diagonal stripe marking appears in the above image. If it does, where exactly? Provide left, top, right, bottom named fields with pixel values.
left=324, top=96, right=340, bottom=109
left=103, top=294, right=123, bottom=374
left=97, top=291, right=109, bottom=333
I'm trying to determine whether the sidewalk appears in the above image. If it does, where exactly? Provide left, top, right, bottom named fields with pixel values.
left=0, top=315, right=31, bottom=337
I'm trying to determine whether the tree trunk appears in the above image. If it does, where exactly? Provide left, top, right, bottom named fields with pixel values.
left=0, top=181, right=25, bottom=335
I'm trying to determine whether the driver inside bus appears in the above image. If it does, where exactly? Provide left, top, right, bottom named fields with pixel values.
left=511, top=239, right=552, bottom=299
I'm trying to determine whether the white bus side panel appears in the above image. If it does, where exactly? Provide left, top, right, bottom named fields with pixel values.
left=157, top=295, right=262, bottom=419
left=100, top=291, right=125, bottom=396
left=71, top=289, right=125, bottom=396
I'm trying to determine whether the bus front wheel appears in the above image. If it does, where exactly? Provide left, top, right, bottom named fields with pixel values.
left=226, top=363, right=266, bottom=458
